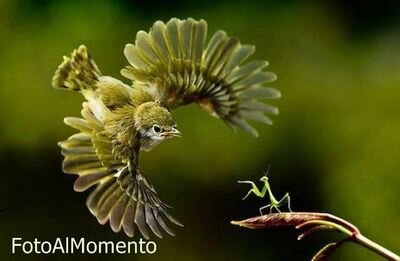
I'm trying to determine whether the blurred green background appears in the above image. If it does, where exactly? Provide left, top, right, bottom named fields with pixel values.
left=1, top=0, right=400, bottom=260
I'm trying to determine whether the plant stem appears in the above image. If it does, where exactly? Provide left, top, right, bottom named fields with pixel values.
left=231, top=212, right=400, bottom=260
left=353, top=233, right=400, bottom=261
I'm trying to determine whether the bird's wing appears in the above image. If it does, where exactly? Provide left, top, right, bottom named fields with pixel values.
left=121, top=18, right=280, bottom=137
left=59, top=102, right=182, bottom=239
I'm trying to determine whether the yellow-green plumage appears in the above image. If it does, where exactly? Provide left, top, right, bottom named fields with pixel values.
left=52, top=17, right=280, bottom=239
left=121, top=18, right=280, bottom=136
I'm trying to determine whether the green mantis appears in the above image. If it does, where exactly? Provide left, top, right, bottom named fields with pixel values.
left=238, top=173, right=292, bottom=215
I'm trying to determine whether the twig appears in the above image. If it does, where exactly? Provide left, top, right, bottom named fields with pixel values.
left=231, top=212, right=400, bottom=261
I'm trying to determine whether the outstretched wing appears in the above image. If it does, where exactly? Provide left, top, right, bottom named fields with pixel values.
left=59, top=103, right=182, bottom=239
left=121, top=18, right=280, bottom=137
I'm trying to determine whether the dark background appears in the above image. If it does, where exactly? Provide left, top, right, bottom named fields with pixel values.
left=0, top=0, right=400, bottom=260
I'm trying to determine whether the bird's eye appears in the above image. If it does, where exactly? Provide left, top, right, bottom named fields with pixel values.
left=153, top=125, right=161, bottom=133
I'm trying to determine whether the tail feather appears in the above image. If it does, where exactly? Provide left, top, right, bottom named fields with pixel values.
left=59, top=129, right=183, bottom=239
left=52, top=45, right=102, bottom=91
left=83, top=171, right=182, bottom=239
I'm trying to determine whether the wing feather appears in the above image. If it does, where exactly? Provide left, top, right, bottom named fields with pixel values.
left=58, top=102, right=182, bottom=238
left=122, top=18, right=280, bottom=136
left=109, top=193, right=130, bottom=232
left=121, top=200, right=136, bottom=237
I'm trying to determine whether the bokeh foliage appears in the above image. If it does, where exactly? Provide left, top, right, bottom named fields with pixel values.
left=0, top=0, right=399, bottom=260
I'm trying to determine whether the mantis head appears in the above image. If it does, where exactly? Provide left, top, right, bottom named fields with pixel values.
left=259, top=176, right=269, bottom=182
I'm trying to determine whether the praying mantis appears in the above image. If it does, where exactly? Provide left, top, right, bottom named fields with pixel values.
left=238, top=172, right=292, bottom=215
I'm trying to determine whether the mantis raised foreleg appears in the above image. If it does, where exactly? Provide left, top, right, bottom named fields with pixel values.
left=238, top=175, right=292, bottom=215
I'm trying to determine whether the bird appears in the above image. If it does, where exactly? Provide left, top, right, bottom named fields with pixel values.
left=52, top=17, right=280, bottom=239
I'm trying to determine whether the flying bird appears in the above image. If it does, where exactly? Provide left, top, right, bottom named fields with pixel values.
left=52, top=18, right=280, bottom=239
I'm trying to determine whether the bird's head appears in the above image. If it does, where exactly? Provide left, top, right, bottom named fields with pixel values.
left=134, top=101, right=180, bottom=150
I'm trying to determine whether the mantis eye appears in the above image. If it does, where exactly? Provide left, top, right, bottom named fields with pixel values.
left=153, top=125, right=162, bottom=133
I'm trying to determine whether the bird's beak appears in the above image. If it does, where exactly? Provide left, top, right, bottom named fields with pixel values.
left=161, top=127, right=182, bottom=138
